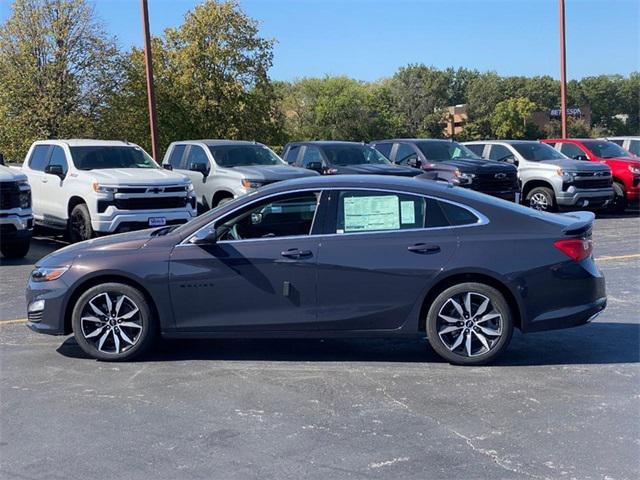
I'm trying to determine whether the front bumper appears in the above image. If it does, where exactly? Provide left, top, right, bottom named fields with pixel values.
left=556, top=187, right=614, bottom=208
left=91, top=207, right=197, bottom=233
left=0, top=214, right=33, bottom=239
left=25, top=276, right=70, bottom=335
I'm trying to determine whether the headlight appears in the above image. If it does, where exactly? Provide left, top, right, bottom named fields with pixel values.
left=186, top=182, right=194, bottom=192
left=561, top=170, right=578, bottom=181
left=91, top=182, right=116, bottom=194
left=17, top=179, right=30, bottom=188
left=628, top=165, right=640, bottom=175
left=459, top=172, right=476, bottom=180
left=242, top=179, right=264, bottom=189
left=19, top=190, right=31, bottom=208
left=31, top=266, right=69, bottom=282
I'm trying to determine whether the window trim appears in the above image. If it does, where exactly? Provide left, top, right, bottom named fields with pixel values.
left=180, top=187, right=489, bottom=246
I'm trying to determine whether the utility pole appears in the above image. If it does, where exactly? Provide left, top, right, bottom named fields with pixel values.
left=140, top=0, right=159, bottom=160
left=559, top=0, right=568, bottom=138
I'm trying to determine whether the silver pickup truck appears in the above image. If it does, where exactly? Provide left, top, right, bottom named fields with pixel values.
left=464, top=140, right=614, bottom=211
left=0, top=161, right=33, bottom=258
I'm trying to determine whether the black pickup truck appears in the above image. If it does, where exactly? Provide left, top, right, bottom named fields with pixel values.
left=371, top=139, right=520, bottom=202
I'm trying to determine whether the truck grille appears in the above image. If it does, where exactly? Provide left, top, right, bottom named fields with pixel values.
left=113, top=197, right=188, bottom=210
left=573, top=178, right=612, bottom=189
left=471, top=172, right=518, bottom=191
left=0, top=182, right=25, bottom=209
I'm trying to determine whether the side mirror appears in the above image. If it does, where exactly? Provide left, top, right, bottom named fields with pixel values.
left=501, top=155, right=518, bottom=166
left=163, top=164, right=173, bottom=170
left=306, top=161, right=323, bottom=173
left=189, top=162, right=209, bottom=176
left=189, top=223, right=232, bottom=245
left=574, top=154, right=589, bottom=161
left=45, top=164, right=65, bottom=177
left=407, top=157, right=422, bottom=168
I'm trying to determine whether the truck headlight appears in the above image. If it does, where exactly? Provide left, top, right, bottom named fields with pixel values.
left=242, top=179, right=264, bottom=189
left=91, top=182, right=117, bottom=194
left=628, top=165, right=640, bottom=175
left=186, top=182, right=194, bottom=192
left=31, top=266, right=69, bottom=282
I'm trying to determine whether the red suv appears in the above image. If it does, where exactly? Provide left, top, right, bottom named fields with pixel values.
left=542, top=138, right=640, bottom=212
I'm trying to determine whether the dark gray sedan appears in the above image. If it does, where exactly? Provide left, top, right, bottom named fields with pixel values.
left=26, top=175, right=606, bottom=365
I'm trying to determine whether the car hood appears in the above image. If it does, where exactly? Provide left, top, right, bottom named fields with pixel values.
left=430, top=158, right=516, bottom=173
left=36, top=229, right=156, bottom=268
left=229, top=165, right=319, bottom=181
left=0, top=165, right=27, bottom=182
left=87, top=168, right=191, bottom=186
left=599, top=157, right=640, bottom=166
left=335, top=164, right=422, bottom=176
left=539, top=158, right=611, bottom=172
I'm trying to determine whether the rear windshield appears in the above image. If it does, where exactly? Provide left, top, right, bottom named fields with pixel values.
left=581, top=140, right=631, bottom=159
left=417, top=141, right=480, bottom=162
left=321, top=144, right=390, bottom=166
left=208, top=145, right=284, bottom=167
left=511, top=142, right=566, bottom=161
left=70, top=146, right=158, bottom=170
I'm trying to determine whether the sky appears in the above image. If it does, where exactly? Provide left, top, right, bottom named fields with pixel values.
left=1, top=0, right=638, bottom=81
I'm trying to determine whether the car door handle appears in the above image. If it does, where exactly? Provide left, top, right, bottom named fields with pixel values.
left=41, top=178, right=48, bottom=183
left=281, top=248, right=313, bottom=259
left=407, top=243, right=440, bottom=254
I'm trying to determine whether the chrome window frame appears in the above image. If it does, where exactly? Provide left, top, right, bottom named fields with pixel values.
left=179, top=187, right=489, bottom=246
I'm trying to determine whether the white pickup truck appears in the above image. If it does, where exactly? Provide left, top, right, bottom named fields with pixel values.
left=0, top=162, right=33, bottom=258
left=16, top=140, right=197, bottom=242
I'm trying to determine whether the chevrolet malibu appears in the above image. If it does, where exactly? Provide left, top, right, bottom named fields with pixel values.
left=26, top=175, right=606, bottom=365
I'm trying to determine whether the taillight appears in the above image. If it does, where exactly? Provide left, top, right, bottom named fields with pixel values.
left=554, top=238, right=593, bottom=262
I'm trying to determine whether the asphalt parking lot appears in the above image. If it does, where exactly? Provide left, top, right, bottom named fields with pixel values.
left=1, top=212, right=639, bottom=480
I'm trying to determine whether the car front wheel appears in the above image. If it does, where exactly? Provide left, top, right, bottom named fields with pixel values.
left=71, top=283, right=157, bottom=361
left=0, top=236, right=31, bottom=258
left=526, top=186, right=556, bottom=212
left=426, top=283, right=513, bottom=365
left=68, top=204, right=95, bottom=243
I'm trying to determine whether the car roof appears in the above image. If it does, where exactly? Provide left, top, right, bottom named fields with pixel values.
left=34, top=139, right=139, bottom=147
left=464, top=140, right=541, bottom=145
left=286, top=141, right=367, bottom=146
left=606, top=136, right=640, bottom=140
left=173, top=140, right=262, bottom=147
left=371, top=138, right=453, bottom=144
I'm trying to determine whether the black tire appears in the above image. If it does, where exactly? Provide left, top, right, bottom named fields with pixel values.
left=68, top=203, right=94, bottom=243
left=610, top=182, right=627, bottom=213
left=526, top=186, right=556, bottom=212
left=215, top=195, right=233, bottom=207
left=426, top=282, right=513, bottom=366
left=71, top=282, right=157, bottom=361
left=0, top=236, right=31, bottom=258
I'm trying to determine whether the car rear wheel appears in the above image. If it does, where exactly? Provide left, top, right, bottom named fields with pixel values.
left=71, top=283, right=157, bottom=361
left=68, top=204, right=95, bottom=243
left=0, top=236, right=31, bottom=258
left=526, top=186, right=556, bottom=212
left=426, top=283, right=513, bottom=365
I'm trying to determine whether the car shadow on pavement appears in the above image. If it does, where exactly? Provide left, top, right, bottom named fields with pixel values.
left=56, top=321, right=639, bottom=366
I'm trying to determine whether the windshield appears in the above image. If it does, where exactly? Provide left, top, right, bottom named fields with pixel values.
left=417, top=141, right=481, bottom=162
left=582, top=140, right=632, bottom=159
left=511, top=142, right=567, bottom=161
left=322, top=144, right=391, bottom=166
left=70, top=146, right=158, bottom=170
left=208, top=145, right=284, bottom=167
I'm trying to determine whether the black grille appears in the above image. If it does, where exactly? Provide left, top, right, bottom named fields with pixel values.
left=28, top=311, right=43, bottom=323
left=0, top=182, right=21, bottom=209
left=573, top=178, right=612, bottom=189
left=113, top=196, right=188, bottom=210
left=472, top=172, right=518, bottom=191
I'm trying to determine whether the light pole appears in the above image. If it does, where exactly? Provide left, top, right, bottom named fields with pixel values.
left=559, top=0, right=568, bottom=138
left=140, top=0, right=159, bottom=160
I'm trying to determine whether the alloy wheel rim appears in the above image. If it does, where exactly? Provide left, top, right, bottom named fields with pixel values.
left=80, top=292, right=143, bottom=354
left=436, top=292, right=503, bottom=357
left=72, top=212, right=86, bottom=240
left=529, top=192, right=549, bottom=211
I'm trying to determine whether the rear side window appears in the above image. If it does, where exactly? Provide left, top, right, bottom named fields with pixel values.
left=439, top=201, right=479, bottom=226
left=466, top=144, right=485, bottom=157
left=283, top=145, right=300, bottom=164
left=29, top=145, right=50, bottom=171
left=48, top=146, right=68, bottom=174
left=168, top=145, right=186, bottom=169
left=373, top=143, right=392, bottom=159
left=628, top=140, right=640, bottom=156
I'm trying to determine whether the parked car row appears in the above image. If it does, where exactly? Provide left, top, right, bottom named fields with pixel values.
left=1, top=136, right=638, bottom=258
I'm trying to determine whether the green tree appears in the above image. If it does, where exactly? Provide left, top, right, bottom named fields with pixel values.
left=0, top=0, right=119, bottom=160
left=465, top=72, right=505, bottom=138
left=491, top=97, right=538, bottom=139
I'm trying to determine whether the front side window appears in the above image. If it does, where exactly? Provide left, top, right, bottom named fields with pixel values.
left=488, top=144, right=513, bottom=161
left=70, top=146, right=158, bottom=170
left=217, top=192, right=320, bottom=241
left=301, top=146, right=324, bottom=167
left=559, top=142, right=587, bottom=159
left=395, top=144, right=418, bottom=164
left=208, top=144, right=284, bottom=167
left=582, top=140, right=631, bottom=159
left=283, top=145, right=300, bottom=164
left=321, top=144, right=390, bottom=166
left=417, top=141, right=480, bottom=162
left=47, top=146, right=68, bottom=174
left=185, top=145, right=210, bottom=169
left=168, top=145, right=187, bottom=168
left=29, top=145, right=50, bottom=171
left=511, top=142, right=566, bottom=161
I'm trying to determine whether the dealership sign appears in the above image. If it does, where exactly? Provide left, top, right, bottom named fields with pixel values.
left=550, top=107, right=583, bottom=117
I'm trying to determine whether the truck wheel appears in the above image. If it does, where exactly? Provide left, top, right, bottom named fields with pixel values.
left=610, top=182, right=627, bottom=213
left=526, top=187, right=556, bottom=212
left=0, top=236, right=31, bottom=258
left=68, top=204, right=94, bottom=243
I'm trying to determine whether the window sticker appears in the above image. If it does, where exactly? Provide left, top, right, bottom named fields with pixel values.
left=343, top=195, right=399, bottom=232
left=400, top=201, right=415, bottom=224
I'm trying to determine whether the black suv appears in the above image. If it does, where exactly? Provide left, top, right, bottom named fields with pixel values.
left=282, top=141, right=422, bottom=177
left=371, top=139, right=520, bottom=202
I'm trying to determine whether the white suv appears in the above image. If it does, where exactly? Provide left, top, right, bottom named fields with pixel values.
left=19, top=140, right=197, bottom=242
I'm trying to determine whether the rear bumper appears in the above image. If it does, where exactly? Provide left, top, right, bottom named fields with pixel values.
left=523, top=296, right=606, bottom=333
left=556, top=188, right=614, bottom=207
